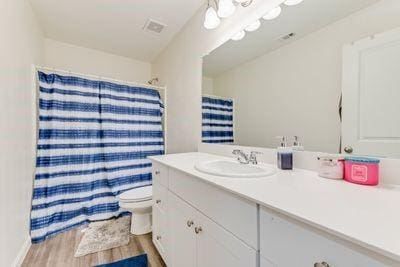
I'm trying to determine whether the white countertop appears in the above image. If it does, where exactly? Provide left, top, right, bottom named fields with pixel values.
left=150, top=152, right=400, bottom=262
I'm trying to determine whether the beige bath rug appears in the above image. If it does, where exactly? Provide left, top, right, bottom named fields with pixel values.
left=74, top=216, right=131, bottom=257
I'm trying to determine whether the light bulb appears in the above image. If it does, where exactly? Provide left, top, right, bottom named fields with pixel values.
left=262, top=6, right=282, bottom=20
left=204, top=6, right=221, bottom=30
left=245, top=20, right=261, bottom=32
left=218, top=0, right=236, bottom=18
left=284, top=0, right=304, bottom=6
left=231, top=30, right=246, bottom=41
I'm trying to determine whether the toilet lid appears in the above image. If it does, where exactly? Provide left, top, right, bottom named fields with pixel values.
left=119, top=186, right=152, bottom=202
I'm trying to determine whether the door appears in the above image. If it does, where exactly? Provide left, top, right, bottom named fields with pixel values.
left=196, top=211, right=257, bottom=267
left=167, top=191, right=197, bottom=267
left=342, top=28, right=400, bottom=157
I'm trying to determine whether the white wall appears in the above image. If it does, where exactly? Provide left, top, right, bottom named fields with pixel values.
left=0, top=0, right=44, bottom=266
left=212, top=0, right=400, bottom=153
left=152, top=0, right=286, bottom=153
left=44, top=38, right=151, bottom=83
left=202, top=77, right=214, bottom=95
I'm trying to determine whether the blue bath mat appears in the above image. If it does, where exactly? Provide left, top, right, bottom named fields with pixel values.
left=95, top=254, right=148, bottom=267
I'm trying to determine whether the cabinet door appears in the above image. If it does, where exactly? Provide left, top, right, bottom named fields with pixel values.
left=152, top=183, right=169, bottom=263
left=196, top=211, right=257, bottom=267
left=168, top=192, right=197, bottom=267
left=260, top=207, right=388, bottom=267
left=153, top=203, right=167, bottom=262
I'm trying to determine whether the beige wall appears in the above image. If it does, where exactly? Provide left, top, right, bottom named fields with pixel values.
left=0, top=0, right=44, bottom=266
left=152, top=0, right=285, bottom=153
left=44, top=38, right=151, bottom=83
left=202, top=77, right=214, bottom=95
left=213, top=0, right=400, bottom=153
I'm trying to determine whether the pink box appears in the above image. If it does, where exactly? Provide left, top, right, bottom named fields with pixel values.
left=344, top=157, right=380, bottom=186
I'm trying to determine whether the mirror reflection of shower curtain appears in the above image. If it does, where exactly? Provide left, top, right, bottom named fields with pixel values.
left=30, top=71, right=164, bottom=243
left=202, top=95, right=234, bottom=144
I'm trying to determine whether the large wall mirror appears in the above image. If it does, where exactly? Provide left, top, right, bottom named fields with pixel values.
left=201, top=0, right=400, bottom=158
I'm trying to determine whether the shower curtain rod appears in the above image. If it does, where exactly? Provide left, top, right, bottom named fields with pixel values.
left=35, top=65, right=166, bottom=92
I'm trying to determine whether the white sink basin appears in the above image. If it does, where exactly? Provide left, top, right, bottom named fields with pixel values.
left=195, top=160, right=276, bottom=178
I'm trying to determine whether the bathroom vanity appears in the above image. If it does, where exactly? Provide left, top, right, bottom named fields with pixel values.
left=150, top=152, right=400, bottom=267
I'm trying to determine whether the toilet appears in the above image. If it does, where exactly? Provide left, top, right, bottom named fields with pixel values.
left=118, top=185, right=153, bottom=235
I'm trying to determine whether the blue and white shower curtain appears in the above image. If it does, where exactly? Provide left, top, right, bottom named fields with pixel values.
left=30, top=71, right=164, bottom=243
left=202, top=96, right=234, bottom=143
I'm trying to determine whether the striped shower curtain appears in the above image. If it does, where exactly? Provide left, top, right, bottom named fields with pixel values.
left=202, top=96, right=234, bottom=143
left=30, top=71, right=164, bottom=243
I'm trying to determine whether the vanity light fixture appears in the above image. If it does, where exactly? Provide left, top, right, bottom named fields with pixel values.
left=231, top=30, right=246, bottom=41
left=203, top=1, right=221, bottom=30
left=262, top=6, right=282, bottom=20
left=203, top=0, right=255, bottom=30
left=245, top=20, right=261, bottom=32
left=284, top=0, right=304, bottom=6
left=218, top=0, right=236, bottom=18
left=234, top=0, right=253, bottom=7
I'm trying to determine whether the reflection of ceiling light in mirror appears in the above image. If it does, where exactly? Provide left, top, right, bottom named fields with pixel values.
left=218, top=0, right=236, bottom=18
left=203, top=6, right=221, bottom=29
left=231, top=30, right=246, bottom=41
left=284, top=0, right=304, bottom=6
left=245, top=20, right=261, bottom=32
left=262, top=6, right=282, bottom=20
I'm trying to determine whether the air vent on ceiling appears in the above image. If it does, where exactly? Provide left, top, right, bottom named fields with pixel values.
left=278, top=32, right=296, bottom=41
left=143, top=19, right=166, bottom=34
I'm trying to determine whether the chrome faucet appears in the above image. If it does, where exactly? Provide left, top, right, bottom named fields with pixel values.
left=232, top=150, right=249, bottom=164
left=232, top=150, right=261, bottom=165
left=249, top=151, right=262, bottom=165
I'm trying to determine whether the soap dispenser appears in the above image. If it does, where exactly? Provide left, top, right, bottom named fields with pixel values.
left=276, top=136, right=293, bottom=170
left=292, top=136, right=304, bottom=151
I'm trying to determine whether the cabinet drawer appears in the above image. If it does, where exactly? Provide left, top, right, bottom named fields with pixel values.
left=152, top=161, right=168, bottom=187
left=260, top=207, right=388, bottom=267
left=169, top=168, right=258, bottom=249
left=153, top=182, right=168, bottom=212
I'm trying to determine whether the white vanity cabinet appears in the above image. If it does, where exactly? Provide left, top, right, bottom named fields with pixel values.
left=260, top=207, right=389, bottom=267
left=151, top=158, right=397, bottom=267
left=151, top=160, right=258, bottom=267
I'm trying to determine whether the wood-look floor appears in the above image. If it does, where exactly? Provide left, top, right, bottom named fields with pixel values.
left=21, top=228, right=166, bottom=267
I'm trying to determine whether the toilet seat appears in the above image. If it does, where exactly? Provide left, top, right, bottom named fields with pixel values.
left=119, top=185, right=152, bottom=203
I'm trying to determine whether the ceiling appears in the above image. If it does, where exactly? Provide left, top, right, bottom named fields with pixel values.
left=30, top=0, right=205, bottom=62
left=203, top=0, right=380, bottom=78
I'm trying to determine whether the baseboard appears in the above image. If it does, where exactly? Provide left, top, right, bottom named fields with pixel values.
left=12, top=236, right=31, bottom=267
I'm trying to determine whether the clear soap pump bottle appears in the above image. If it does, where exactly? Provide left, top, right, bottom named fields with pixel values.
left=276, top=136, right=293, bottom=170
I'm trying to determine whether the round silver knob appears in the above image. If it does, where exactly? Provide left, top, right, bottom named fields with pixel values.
left=314, top=262, right=330, bottom=267
left=344, top=146, right=353, bottom=154
left=186, top=220, right=194, bottom=227
left=194, top=226, right=203, bottom=234
left=155, top=170, right=160, bottom=175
